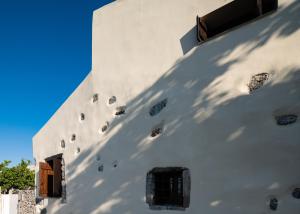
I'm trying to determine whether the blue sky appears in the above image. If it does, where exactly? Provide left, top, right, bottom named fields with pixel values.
left=0, top=0, right=112, bottom=165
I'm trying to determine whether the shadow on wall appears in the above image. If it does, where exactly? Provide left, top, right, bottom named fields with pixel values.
left=48, top=1, right=300, bottom=213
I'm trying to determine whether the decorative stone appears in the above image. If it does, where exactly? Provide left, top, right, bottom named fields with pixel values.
left=151, top=127, right=162, bottom=137
left=92, top=93, right=99, bottom=103
left=292, top=188, right=300, bottom=199
left=115, top=106, right=126, bottom=115
left=112, top=160, right=118, bottom=168
left=276, top=114, right=297, bottom=125
left=109, top=96, right=117, bottom=104
left=98, top=165, right=104, bottom=172
left=101, top=122, right=109, bottom=132
left=269, top=197, right=278, bottom=211
left=149, top=98, right=168, bottom=116
left=71, top=134, right=76, bottom=142
left=151, top=121, right=164, bottom=138
left=80, top=113, right=85, bottom=121
left=60, top=140, right=65, bottom=149
left=248, top=73, right=269, bottom=93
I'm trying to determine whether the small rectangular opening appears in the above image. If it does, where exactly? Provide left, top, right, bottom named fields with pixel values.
left=197, top=0, right=278, bottom=42
left=146, top=167, right=190, bottom=210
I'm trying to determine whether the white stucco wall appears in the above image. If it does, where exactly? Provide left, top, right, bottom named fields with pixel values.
left=33, top=0, right=300, bottom=213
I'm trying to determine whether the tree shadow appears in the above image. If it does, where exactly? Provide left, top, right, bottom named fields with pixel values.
left=45, top=1, right=300, bottom=213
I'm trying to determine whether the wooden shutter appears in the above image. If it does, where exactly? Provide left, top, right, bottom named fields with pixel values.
left=197, top=16, right=208, bottom=42
left=39, top=162, right=52, bottom=198
left=197, top=0, right=278, bottom=43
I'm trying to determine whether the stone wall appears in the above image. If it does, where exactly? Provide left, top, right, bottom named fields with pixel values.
left=18, top=190, right=35, bottom=214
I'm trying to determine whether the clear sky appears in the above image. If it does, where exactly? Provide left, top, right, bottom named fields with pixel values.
left=0, top=0, right=112, bottom=165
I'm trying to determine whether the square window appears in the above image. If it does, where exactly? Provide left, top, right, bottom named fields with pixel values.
left=146, top=167, right=190, bottom=210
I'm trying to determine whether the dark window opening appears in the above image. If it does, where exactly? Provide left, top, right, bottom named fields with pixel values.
left=154, top=170, right=183, bottom=206
left=146, top=167, right=190, bottom=210
left=47, top=175, right=54, bottom=197
left=197, top=0, right=278, bottom=42
left=39, top=154, right=63, bottom=198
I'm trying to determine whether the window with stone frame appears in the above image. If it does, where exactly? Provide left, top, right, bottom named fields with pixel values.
left=146, top=167, right=191, bottom=210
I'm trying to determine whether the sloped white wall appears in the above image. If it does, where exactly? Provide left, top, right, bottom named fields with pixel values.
left=33, top=0, right=300, bottom=213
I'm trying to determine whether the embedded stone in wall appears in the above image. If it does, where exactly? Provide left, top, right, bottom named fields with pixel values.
left=109, top=96, right=116, bottom=104
left=248, top=73, right=269, bottom=93
left=292, top=188, right=300, bottom=199
left=101, top=122, right=109, bottom=132
left=80, top=113, right=85, bottom=121
left=149, top=98, right=168, bottom=116
left=71, top=134, right=76, bottom=142
left=151, top=121, right=164, bottom=138
left=18, top=190, right=35, bottom=214
left=269, top=197, right=278, bottom=211
left=76, top=147, right=81, bottom=154
left=60, top=140, right=65, bottom=149
left=275, top=114, right=297, bottom=125
left=112, top=160, right=118, bottom=168
left=115, top=106, right=126, bottom=115
left=98, top=165, right=104, bottom=172
left=92, top=93, right=99, bottom=103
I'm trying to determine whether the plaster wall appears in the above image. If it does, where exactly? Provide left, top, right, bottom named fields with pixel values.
left=33, top=0, right=300, bottom=213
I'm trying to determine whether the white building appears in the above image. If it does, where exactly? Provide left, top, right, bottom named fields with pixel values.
left=32, top=0, right=300, bottom=213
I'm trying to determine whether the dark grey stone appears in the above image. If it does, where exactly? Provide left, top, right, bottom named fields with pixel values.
left=92, top=94, right=98, bottom=103
left=292, top=188, right=300, bottom=199
left=276, top=114, right=297, bottom=125
left=115, top=106, right=126, bottom=115
left=109, top=96, right=116, bottom=104
left=269, top=197, right=278, bottom=211
left=149, top=98, right=168, bottom=116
